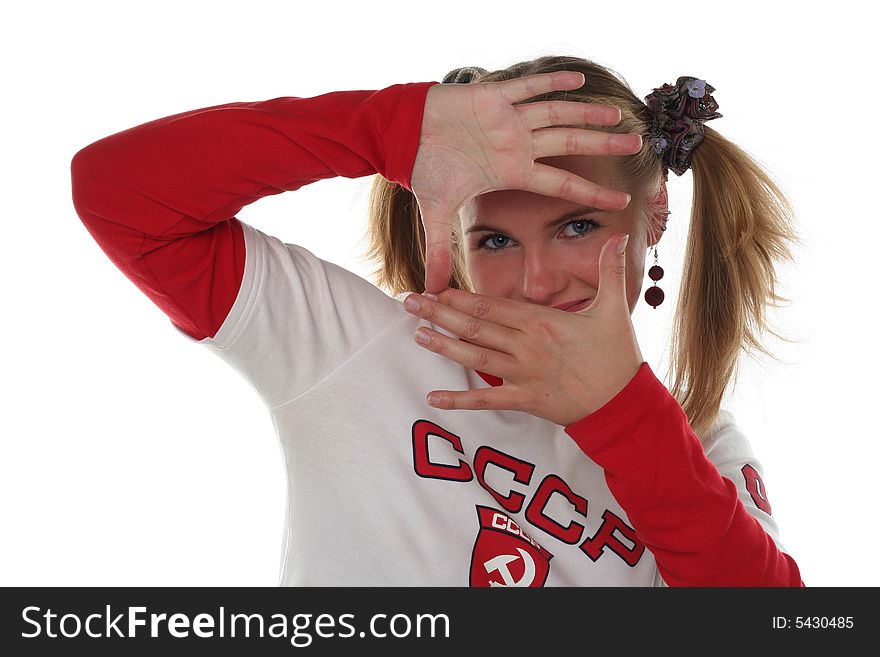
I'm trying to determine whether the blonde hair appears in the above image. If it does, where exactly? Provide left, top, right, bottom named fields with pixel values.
left=365, top=55, right=800, bottom=439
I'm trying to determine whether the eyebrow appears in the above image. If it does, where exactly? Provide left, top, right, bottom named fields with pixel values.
left=464, top=206, right=601, bottom=235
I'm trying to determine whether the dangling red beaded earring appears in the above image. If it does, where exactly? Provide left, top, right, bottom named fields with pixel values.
left=644, top=244, right=665, bottom=309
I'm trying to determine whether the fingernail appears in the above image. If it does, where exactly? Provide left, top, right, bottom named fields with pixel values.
left=427, top=394, right=441, bottom=406
left=404, top=295, right=420, bottom=312
left=617, top=234, right=630, bottom=255
left=415, top=328, right=431, bottom=345
left=422, top=292, right=438, bottom=301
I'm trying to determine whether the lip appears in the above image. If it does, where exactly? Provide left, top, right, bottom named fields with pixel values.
left=553, top=298, right=592, bottom=312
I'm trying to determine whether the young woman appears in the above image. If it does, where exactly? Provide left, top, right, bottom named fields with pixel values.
left=70, top=55, right=803, bottom=587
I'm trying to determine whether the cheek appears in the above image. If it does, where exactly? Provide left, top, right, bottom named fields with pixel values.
left=563, top=248, right=600, bottom=279
left=548, top=243, right=602, bottom=284
left=464, top=255, right=515, bottom=296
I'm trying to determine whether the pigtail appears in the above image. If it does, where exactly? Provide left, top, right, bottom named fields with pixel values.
left=668, top=125, right=802, bottom=436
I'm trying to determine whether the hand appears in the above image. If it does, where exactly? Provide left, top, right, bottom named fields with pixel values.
left=402, top=233, right=644, bottom=426
left=410, top=71, right=643, bottom=293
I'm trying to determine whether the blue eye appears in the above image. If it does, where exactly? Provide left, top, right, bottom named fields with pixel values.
left=561, top=219, right=597, bottom=238
left=476, top=234, right=512, bottom=250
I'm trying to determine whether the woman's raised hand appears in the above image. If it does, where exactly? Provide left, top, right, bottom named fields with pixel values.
left=402, top=233, right=644, bottom=426
left=410, top=71, right=643, bottom=293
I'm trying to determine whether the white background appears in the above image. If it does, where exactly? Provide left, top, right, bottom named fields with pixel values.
left=2, top=0, right=876, bottom=587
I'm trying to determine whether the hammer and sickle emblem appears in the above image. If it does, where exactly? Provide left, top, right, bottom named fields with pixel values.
left=483, top=548, right=536, bottom=587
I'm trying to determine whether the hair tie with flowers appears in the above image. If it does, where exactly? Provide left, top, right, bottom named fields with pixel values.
left=645, top=77, right=722, bottom=176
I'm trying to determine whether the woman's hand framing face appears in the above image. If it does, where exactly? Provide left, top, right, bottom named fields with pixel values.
left=403, top=233, right=644, bottom=426
left=411, top=71, right=643, bottom=293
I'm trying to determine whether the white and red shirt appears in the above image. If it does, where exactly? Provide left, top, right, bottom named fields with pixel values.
left=71, top=81, right=803, bottom=586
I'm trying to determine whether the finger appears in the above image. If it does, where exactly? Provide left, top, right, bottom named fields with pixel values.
left=517, top=101, right=622, bottom=130
left=420, top=213, right=454, bottom=294
left=424, top=241, right=453, bottom=295
left=587, top=233, right=630, bottom=311
left=532, top=128, right=641, bottom=160
left=433, top=287, right=538, bottom=331
left=426, top=386, right=518, bottom=412
left=414, top=326, right=518, bottom=379
left=498, top=71, right=586, bottom=105
left=525, top=162, right=632, bottom=211
left=403, top=293, right=521, bottom=352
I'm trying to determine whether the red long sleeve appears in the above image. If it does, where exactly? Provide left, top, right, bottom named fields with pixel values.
left=565, top=362, right=803, bottom=587
left=70, top=82, right=439, bottom=340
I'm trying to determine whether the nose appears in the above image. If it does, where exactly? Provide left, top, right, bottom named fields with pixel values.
left=521, top=249, right=568, bottom=304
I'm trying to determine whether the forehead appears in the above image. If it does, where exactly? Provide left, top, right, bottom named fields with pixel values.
left=462, top=155, right=624, bottom=222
